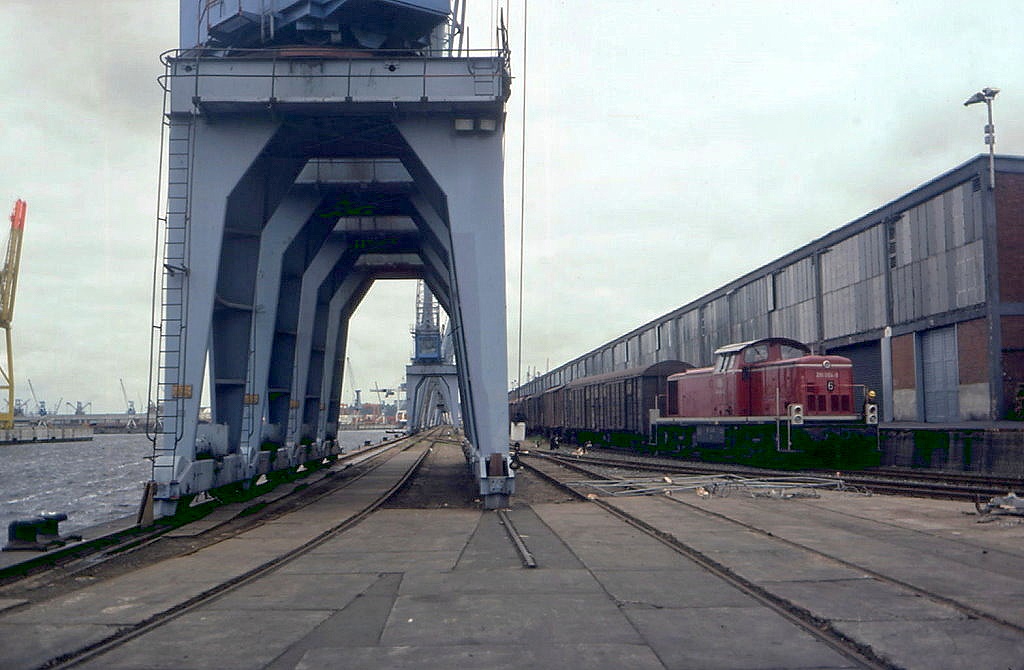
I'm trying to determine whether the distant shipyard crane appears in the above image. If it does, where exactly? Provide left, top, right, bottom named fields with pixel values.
left=26, top=378, right=51, bottom=426
left=0, top=200, right=25, bottom=429
left=27, top=379, right=42, bottom=416
left=120, top=378, right=137, bottom=429
left=345, top=357, right=361, bottom=410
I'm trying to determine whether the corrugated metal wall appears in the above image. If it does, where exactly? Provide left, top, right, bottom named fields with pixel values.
left=821, top=225, right=888, bottom=339
left=891, top=182, right=985, bottom=323
left=770, top=256, right=818, bottom=343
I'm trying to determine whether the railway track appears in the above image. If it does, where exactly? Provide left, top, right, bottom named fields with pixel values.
left=518, top=452, right=894, bottom=669
left=519, top=450, right=1024, bottom=668
left=1, top=433, right=435, bottom=670
left=531, top=446, right=1024, bottom=502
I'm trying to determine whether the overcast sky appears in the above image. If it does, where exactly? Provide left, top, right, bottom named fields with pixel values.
left=0, top=1, right=1021, bottom=413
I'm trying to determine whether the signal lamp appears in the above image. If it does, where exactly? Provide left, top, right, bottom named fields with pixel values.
left=788, top=403, right=804, bottom=425
left=865, top=403, right=879, bottom=425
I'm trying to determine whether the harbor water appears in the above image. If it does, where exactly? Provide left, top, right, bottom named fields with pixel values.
left=0, top=429, right=391, bottom=536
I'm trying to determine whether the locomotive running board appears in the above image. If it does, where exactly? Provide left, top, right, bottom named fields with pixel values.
left=651, top=415, right=862, bottom=425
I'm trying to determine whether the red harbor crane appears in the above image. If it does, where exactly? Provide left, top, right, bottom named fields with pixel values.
left=0, top=200, right=25, bottom=429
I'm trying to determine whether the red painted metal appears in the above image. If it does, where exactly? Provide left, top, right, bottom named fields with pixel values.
left=665, top=338, right=857, bottom=421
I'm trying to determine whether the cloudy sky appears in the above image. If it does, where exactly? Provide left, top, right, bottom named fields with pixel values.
left=0, top=1, right=1021, bottom=413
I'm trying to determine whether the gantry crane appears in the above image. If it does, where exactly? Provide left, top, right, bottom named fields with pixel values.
left=0, top=201, right=26, bottom=429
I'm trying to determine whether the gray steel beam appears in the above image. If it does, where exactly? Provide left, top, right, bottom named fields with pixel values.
left=316, top=272, right=373, bottom=445
left=396, top=117, right=512, bottom=507
left=154, top=119, right=279, bottom=516
left=287, top=238, right=349, bottom=447
left=213, top=158, right=307, bottom=454
left=241, top=190, right=324, bottom=461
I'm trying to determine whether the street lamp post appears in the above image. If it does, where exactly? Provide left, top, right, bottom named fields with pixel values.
left=964, top=87, right=1000, bottom=189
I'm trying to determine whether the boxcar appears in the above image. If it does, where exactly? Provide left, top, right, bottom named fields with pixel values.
left=532, top=360, right=692, bottom=448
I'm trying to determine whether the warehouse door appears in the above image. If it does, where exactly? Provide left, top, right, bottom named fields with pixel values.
left=921, top=326, right=959, bottom=422
left=830, top=340, right=882, bottom=412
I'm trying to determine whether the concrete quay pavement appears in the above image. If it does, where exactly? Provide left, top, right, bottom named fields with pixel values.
left=1, top=437, right=1023, bottom=669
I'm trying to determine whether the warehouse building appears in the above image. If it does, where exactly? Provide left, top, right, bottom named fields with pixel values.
left=520, top=154, right=1024, bottom=426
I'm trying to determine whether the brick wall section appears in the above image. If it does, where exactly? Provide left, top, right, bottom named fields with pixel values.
left=891, top=333, right=915, bottom=389
left=997, top=173, right=1024, bottom=302
left=1001, top=315, right=1024, bottom=418
left=956, top=318, right=989, bottom=384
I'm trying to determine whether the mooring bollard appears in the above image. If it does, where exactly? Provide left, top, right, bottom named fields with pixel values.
left=6, top=519, right=40, bottom=549
left=3, top=513, right=69, bottom=551
left=36, top=513, right=68, bottom=542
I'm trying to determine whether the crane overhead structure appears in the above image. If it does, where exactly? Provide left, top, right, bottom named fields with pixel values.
left=0, top=200, right=24, bottom=429
left=67, top=401, right=92, bottom=415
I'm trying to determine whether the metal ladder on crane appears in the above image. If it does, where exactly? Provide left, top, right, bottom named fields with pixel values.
left=147, top=59, right=193, bottom=485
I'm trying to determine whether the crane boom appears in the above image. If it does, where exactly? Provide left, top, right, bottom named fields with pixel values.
left=0, top=200, right=26, bottom=429
left=0, top=199, right=25, bottom=326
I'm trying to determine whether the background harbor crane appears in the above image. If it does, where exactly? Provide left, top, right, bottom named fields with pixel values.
left=0, top=199, right=25, bottom=429
left=27, top=378, right=43, bottom=417
left=120, top=377, right=137, bottom=429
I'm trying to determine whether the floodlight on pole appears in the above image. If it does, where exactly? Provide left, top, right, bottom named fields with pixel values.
left=964, top=87, right=999, bottom=189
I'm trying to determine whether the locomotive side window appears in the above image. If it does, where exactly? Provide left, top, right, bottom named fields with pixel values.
left=715, top=353, right=737, bottom=372
left=779, top=344, right=805, bottom=360
left=745, top=344, right=768, bottom=363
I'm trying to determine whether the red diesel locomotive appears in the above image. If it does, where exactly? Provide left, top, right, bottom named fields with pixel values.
left=659, top=338, right=865, bottom=423
left=651, top=338, right=879, bottom=468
